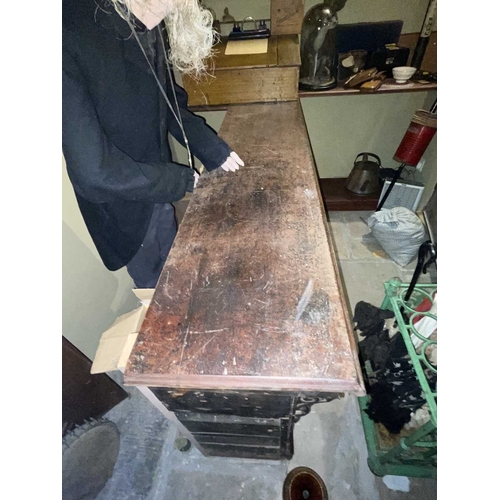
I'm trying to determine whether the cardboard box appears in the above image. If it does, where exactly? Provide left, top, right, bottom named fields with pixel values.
left=271, top=0, right=305, bottom=36
left=91, top=289, right=154, bottom=375
left=91, top=289, right=207, bottom=452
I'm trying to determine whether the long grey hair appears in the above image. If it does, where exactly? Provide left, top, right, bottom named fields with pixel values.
left=107, top=0, right=215, bottom=77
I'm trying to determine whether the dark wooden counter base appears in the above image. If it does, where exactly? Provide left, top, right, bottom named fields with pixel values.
left=150, top=387, right=340, bottom=460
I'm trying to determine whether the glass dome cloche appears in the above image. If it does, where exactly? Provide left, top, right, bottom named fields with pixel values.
left=299, top=0, right=347, bottom=91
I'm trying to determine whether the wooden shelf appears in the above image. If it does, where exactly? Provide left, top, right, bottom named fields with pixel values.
left=299, top=79, right=436, bottom=98
left=319, top=178, right=381, bottom=211
left=188, top=79, right=436, bottom=111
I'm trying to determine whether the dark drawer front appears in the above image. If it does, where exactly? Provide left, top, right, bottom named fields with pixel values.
left=193, top=433, right=280, bottom=447
left=150, top=388, right=294, bottom=419
left=176, top=412, right=281, bottom=436
left=148, top=388, right=339, bottom=460
left=201, top=443, right=283, bottom=460
left=176, top=413, right=293, bottom=460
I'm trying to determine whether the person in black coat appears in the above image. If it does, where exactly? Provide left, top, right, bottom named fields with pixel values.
left=62, top=0, right=243, bottom=287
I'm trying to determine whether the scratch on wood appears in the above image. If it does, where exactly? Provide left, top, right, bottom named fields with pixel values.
left=190, top=328, right=229, bottom=335
left=295, top=278, right=314, bottom=321
left=164, top=271, right=173, bottom=299
left=181, top=333, right=218, bottom=367
left=179, top=325, right=190, bottom=367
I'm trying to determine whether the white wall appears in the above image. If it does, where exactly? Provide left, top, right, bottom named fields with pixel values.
left=204, top=0, right=436, bottom=33
left=62, top=157, right=139, bottom=360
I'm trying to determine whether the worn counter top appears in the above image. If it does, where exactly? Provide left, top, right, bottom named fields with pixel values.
left=124, top=101, right=364, bottom=394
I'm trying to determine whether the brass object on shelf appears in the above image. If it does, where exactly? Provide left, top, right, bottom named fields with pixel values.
left=343, top=67, right=378, bottom=88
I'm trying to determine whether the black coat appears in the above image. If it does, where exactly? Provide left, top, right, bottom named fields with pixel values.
left=62, top=0, right=232, bottom=270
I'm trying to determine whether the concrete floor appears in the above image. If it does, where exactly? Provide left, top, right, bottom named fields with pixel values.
left=95, top=211, right=437, bottom=500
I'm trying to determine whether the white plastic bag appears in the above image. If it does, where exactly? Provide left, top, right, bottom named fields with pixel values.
left=367, top=207, right=426, bottom=266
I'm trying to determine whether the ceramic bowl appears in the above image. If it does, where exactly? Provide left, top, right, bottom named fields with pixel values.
left=392, top=66, right=417, bottom=84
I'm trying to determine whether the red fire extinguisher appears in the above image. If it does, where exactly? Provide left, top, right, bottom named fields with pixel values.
left=394, top=110, right=437, bottom=166
left=377, top=109, right=437, bottom=211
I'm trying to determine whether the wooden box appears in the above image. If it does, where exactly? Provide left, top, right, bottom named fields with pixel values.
left=182, top=35, right=301, bottom=107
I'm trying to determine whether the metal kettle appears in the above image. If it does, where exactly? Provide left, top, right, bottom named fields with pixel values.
left=345, top=152, right=382, bottom=195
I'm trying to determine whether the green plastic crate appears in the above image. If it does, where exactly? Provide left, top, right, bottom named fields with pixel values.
left=358, top=278, right=437, bottom=479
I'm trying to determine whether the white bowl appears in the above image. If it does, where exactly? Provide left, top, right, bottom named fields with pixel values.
left=392, top=66, right=417, bottom=83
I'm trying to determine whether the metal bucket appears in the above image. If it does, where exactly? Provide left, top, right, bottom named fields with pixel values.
left=345, top=152, right=382, bottom=195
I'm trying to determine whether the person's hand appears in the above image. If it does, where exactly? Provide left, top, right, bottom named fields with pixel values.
left=195, top=152, right=244, bottom=188
left=220, top=151, right=244, bottom=172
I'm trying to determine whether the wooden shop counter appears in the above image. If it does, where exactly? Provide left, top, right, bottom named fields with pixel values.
left=124, top=101, right=364, bottom=460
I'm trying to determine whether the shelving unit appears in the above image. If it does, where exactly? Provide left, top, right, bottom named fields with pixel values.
left=188, top=80, right=437, bottom=112
left=358, top=278, right=437, bottom=479
left=299, top=79, right=436, bottom=98
left=319, top=177, right=381, bottom=211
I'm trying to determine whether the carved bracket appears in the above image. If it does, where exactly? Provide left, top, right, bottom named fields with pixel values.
left=292, top=394, right=339, bottom=423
